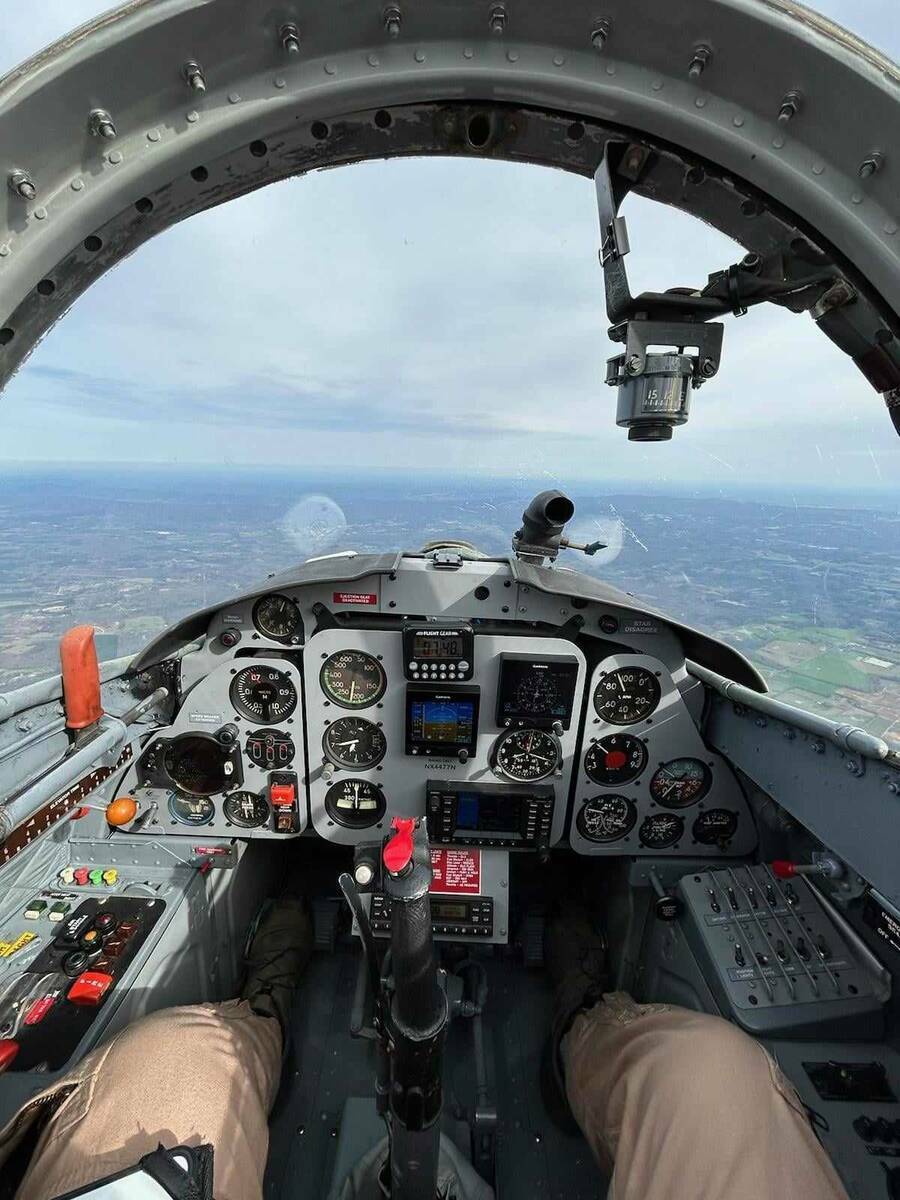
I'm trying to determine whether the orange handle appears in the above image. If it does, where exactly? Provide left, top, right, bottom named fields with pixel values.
left=59, top=625, right=104, bottom=730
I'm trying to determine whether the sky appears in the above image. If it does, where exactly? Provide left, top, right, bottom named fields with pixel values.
left=0, top=1, right=898, bottom=492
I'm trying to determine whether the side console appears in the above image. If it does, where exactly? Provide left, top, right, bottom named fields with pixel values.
left=678, top=865, right=888, bottom=1038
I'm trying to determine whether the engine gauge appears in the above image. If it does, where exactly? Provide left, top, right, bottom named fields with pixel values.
left=163, top=735, right=235, bottom=796
left=324, top=779, right=386, bottom=828
left=252, top=594, right=302, bottom=641
left=323, top=717, right=387, bottom=771
left=692, top=808, right=739, bottom=847
left=576, top=794, right=637, bottom=843
left=593, top=667, right=661, bottom=725
left=649, top=758, right=712, bottom=808
left=230, top=666, right=297, bottom=724
left=223, top=790, right=270, bottom=829
left=320, top=651, right=387, bottom=709
left=639, top=812, right=684, bottom=849
left=168, top=793, right=215, bottom=826
left=492, top=727, right=561, bottom=782
left=584, top=734, right=648, bottom=786
left=245, top=729, right=295, bottom=770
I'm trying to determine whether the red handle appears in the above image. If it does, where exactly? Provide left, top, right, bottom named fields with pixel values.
left=59, top=626, right=104, bottom=731
left=771, top=860, right=796, bottom=879
left=383, top=817, right=417, bottom=876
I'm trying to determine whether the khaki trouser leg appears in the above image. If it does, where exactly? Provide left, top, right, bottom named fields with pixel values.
left=12, top=1000, right=281, bottom=1200
left=562, top=993, right=849, bottom=1200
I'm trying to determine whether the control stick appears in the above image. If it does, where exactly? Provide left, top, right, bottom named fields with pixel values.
left=381, top=817, right=447, bottom=1200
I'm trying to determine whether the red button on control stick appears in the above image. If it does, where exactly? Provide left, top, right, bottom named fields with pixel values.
left=68, top=971, right=113, bottom=1006
left=0, top=1039, right=19, bottom=1073
left=383, top=817, right=417, bottom=876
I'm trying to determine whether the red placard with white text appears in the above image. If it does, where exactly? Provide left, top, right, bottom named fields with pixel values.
left=429, top=848, right=481, bottom=895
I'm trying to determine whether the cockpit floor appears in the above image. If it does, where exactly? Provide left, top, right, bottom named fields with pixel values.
left=265, top=942, right=607, bottom=1200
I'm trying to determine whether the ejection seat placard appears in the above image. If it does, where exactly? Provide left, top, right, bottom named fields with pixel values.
left=429, top=849, right=481, bottom=895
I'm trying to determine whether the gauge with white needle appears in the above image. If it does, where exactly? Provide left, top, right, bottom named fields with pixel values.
left=323, top=717, right=386, bottom=770
left=320, top=651, right=386, bottom=709
left=593, top=667, right=661, bottom=725
left=324, top=779, right=386, bottom=828
left=491, top=727, right=561, bottom=782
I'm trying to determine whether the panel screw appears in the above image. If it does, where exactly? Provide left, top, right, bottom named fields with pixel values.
left=777, top=91, right=801, bottom=123
left=89, top=109, right=117, bottom=139
left=280, top=23, right=301, bottom=54
left=383, top=5, right=402, bottom=37
left=688, top=45, right=711, bottom=79
left=811, top=739, right=825, bottom=754
left=858, top=151, right=884, bottom=179
left=8, top=169, right=36, bottom=200
left=625, top=354, right=642, bottom=375
left=489, top=4, right=507, bottom=34
left=183, top=61, right=207, bottom=92
left=700, top=357, right=717, bottom=377
left=591, top=20, right=611, bottom=51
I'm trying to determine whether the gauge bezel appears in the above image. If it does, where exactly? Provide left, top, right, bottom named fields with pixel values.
left=575, top=794, right=637, bottom=843
left=638, top=812, right=684, bottom=849
left=223, top=789, right=271, bottom=829
left=593, top=666, right=662, bottom=726
left=324, top=779, right=387, bottom=829
left=584, top=734, right=648, bottom=787
left=692, top=808, right=739, bottom=846
left=492, top=726, right=562, bottom=782
left=230, top=665, right=298, bottom=724
left=161, top=732, right=239, bottom=797
left=648, top=758, right=713, bottom=809
left=251, top=593, right=302, bottom=642
left=320, top=650, right=387, bottom=710
left=167, top=792, right=216, bottom=825
left=323, top=717, right=387, bottom=771
left=495, top=654, right=580, bottom=730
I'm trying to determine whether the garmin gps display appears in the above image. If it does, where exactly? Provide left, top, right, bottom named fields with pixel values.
left=405, top=685, right=480, bottom=757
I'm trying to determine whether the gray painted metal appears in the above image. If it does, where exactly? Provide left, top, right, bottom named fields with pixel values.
left=687, top=658, right=895, bottom=762
left=0, top=0, right=898, bottom=418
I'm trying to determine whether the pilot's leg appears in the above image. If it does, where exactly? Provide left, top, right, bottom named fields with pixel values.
left=562, top=993, right=850, bottom=1200
left=11, top=899, right=310, bottom=1200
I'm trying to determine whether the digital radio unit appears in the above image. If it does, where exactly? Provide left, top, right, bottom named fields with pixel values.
left=368, top=892, right=495, bottom=939
left=403, top=621, right=475, bottom=681
left=426, top=781, right=554, bottom=849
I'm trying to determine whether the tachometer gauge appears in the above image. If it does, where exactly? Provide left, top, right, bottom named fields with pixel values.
left=576, top=795, right=637, bottom=843
left=323, top=717, right=387, bottom=771
left=324, top=779, right=386, bottom=828
left=593, top=667, right=661, bottom=725
left=692, top=808, right=738, bottom=847
left=584, top=734, right=648, bottom=786
left=168, top=793, right=215, bottom=826
left=639, top=812, right=684, bottom=849
left=163, top=735, right=234, bottom=796
left=252, top=594, right=302, bottom=641
left=492, top=728, right=561, bottom=782
left=649, top=758, right=711, bottom=808
left=223, top=790, right=270, bottom=829
left=320, top=651, right=387, bottom=709
left=230, top=666, right=298, bottom=723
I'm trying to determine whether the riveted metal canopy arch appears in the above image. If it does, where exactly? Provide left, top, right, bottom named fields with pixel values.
left=0, top=0, right=898, bottom=422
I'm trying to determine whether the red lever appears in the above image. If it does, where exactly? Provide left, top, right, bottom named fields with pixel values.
left=771, top=860, right=796, bottom=879
left=59, top=626, right=104, bottom=731
left=383, top=817, right=417, bottom=876
left=0, top=1039, right=19, bottom=1073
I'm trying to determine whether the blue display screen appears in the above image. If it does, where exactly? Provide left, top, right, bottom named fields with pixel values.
left=455, top=791, right=521, bottom=833
left=410, top=698, right=475, bottom=745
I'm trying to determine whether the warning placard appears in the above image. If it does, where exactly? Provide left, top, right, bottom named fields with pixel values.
left=429, top=848, right=481, bottom=895
left=332, top=591, right=377, bottom=606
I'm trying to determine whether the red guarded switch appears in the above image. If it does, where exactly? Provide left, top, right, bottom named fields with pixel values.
left=383, top=817, right=417, bottom=876
left=270, top=782, right=296, bottom=807
left=0, top=1039, right=19, bottom=1073
left=68, top=971, right=113, bottom=1006
left=24, top=995, right=57, bottom=1026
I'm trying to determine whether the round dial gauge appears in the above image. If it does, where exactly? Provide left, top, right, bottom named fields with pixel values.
left=223, top=790, right=270, bottom=829
left=692, top=808, right=739, bottom=847
left=593, top=667, right=661, bottom=725
left=584, top=733, right=648, bottom=786
left=515, top=671, right=558, bottom=715
left=576, top=794, right=637, bottom=844
left=324, top=779, right=387, bottom=828
left=649, top=758, right=712, bottom=808
left=320, top=651, right=387, bottom=709
left=163, top=735, right=232, bottom=797
left=323, top=717, right=387, bottom=771
left=639, top=812, right=684, bottom=849
left=492, top=728, right=561, bottom=782
left=231, top=666, right=297, bottom=724
left=252, top=594, right=302, bottom=641
left=168, top=793, right=215, bottom=826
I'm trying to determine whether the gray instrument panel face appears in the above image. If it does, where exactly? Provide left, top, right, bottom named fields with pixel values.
left=569, top=654, right=755, bottom=858
left=679, top=866, right=884, bottom=1037
left=305, top=630, right=586, bottom=846
left=118, top=658, right=307, bottom=838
